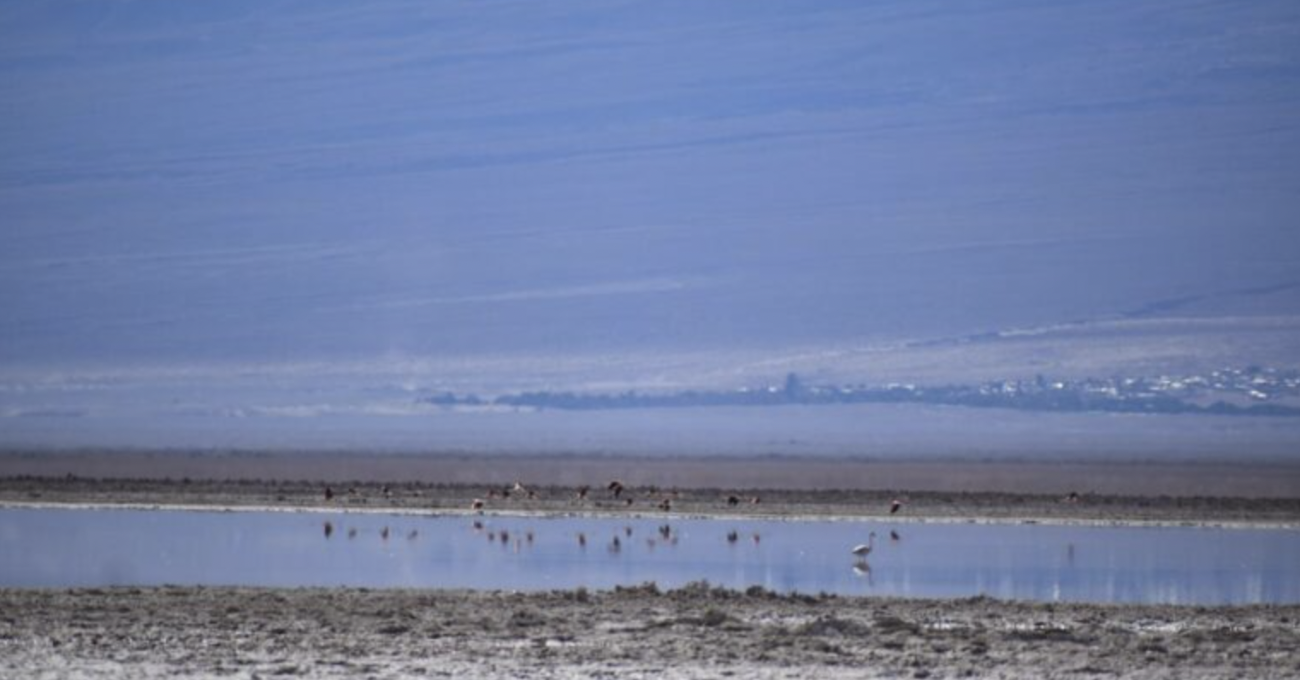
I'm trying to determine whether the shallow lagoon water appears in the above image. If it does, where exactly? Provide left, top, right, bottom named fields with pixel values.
left=1, top=508, right=1297, bottom=605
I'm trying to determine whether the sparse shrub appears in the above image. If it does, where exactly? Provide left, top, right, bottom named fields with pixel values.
left=699, top=607, right=730, bottom=627
left=874, top=614, right=921, bottom=634
left=614, top=581, right=660, bottom=597
left=508, top=609, right=545, bottom=628
left=796, top=615, right=870, bottom=637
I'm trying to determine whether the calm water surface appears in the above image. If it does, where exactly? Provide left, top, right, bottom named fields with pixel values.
left=1, top=508, right=1296, bottom=605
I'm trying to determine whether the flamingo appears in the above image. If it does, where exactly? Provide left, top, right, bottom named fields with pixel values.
left=851, top=531, right=877, bottom=558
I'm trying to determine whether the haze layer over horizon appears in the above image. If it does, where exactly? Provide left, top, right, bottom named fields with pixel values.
left=3, top=1, right=1300, bottom=454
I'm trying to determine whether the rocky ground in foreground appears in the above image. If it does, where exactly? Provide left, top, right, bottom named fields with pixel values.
left=3, top=475, right=1299, bottom=526
left=2, top=585, right=1298, bottom=679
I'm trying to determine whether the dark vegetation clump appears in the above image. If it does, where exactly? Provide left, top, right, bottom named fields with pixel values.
left=614, top=581, right=661, bottom=597
left=669, top=580, right=736, bottom=602
left=796, top=615, right=871, bottom=637
left=697, top=607, right=731, bottom=627
left=671, top=606, right=741, bottom=629
left=873, top=614, right=921, bottom=635
left=559, top=587, right=590, bottom=603
left=508, top=609, right=546, bottom=628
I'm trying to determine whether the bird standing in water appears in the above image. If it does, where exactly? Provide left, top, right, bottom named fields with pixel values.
left=851, top=532, right=877, bottom=558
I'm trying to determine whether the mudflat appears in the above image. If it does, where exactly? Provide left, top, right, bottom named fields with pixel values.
left=2, top=584, right=1298, bottom=679
left=3, top=451, right=1299, bottom=526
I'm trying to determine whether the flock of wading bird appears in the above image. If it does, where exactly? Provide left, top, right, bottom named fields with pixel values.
left=317, top=480, right=913, bottom=572
left=470, top=479, right=709, bottom=513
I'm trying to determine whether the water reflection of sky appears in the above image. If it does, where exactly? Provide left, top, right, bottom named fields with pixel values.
left=1, top=508, right=1296, bottom=605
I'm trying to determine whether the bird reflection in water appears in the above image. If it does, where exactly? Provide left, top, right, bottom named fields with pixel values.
left=852, top=560, right=874, bottom=586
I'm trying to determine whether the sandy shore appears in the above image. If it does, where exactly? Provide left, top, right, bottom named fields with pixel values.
left=3, top=585, right=1298, bottom=679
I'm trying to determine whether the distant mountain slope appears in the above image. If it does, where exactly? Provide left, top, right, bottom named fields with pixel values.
left=2, top=0, right=1299, bottom=365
